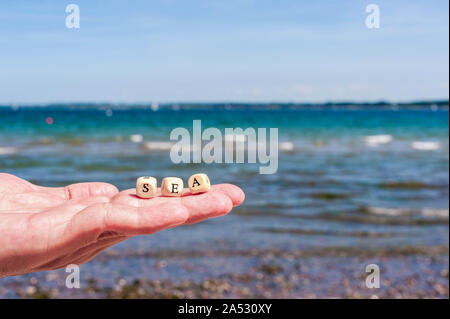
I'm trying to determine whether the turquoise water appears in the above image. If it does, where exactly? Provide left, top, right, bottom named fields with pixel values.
left=0, top=107, right=448, bottom=297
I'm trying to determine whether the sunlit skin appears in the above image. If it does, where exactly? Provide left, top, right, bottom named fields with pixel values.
left=0, top=173, right=245, bottom=278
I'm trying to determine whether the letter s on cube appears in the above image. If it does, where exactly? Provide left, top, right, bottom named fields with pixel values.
left=136, top=176, right=157, bottom=198
left=188, top=173, right=211, bottom=194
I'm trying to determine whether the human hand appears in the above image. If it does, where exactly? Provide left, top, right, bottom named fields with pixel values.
left=0, top=173, right=244, bottom=278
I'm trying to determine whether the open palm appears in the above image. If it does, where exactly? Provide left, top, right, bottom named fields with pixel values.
left=0, top=173, right=244, bottom=278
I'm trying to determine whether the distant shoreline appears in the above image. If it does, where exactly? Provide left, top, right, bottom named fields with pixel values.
left=0, top=100, right=448, bottom=111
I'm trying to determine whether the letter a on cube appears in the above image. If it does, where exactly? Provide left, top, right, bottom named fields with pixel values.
left=188, top=173, right=211, bottom=194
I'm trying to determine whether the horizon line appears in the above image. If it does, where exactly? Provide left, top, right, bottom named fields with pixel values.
left=1, top=99, right=449, bottom=107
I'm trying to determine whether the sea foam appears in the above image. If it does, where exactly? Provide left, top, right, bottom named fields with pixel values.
left=0, top=146, right=17, bottom=155
left=141, top=141, right=174, bottom=151
left=411, top=141, right=440, bottom=151
left=129, top=134, right=144, bottom=143
left=279, top=141, right=295, bottom=152
left=365, top=206, right=448, bottom=219
left=364, top=135, right=392, bottom=146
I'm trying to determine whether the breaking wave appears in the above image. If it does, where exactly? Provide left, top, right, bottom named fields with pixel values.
left=364, top=134, right=392, bottom=146
left=411, top=141, right=440, bottom=151
left=363, top=206, right=449, bottom=219
left=0, top=146, right=17, bottom=155
left=141, top=141, right=174, bottom=151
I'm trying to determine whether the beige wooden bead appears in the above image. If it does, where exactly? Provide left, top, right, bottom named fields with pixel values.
left=188, top=173, right=211, bottom=194
left=161, top=177, right=184, bottom=197
left=136, top=176, right=157, bottom=199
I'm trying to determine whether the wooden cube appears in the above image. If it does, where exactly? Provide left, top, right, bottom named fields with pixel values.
left=188, top=173, right=211, bottom=194
left=136, top=176, right=157, bottom=199
left=161, top=177, right=184, bottom=197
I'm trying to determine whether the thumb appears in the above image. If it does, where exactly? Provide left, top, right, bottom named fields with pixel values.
left=64, top=183, right=119, bottom=200
left=39, top=182, right=119, bottom=200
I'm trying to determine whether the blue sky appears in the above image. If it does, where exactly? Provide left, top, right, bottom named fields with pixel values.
left=0, top=0, right=448, bottom=104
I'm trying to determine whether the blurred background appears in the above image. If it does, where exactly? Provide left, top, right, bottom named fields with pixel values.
left=0, top=0, right=448, bottom=298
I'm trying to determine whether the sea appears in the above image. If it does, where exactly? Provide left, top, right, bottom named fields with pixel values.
left=0, top=104, right=448, bottom=298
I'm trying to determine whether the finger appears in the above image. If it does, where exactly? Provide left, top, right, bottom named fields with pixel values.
left=112, top=184, right=244, bottom=207
left=209, top=184, right=245, bottom=207
left=111, top=184, right=244, bottom=225
left=107, top=202, right=189, bottom=235
left=181, top=188, right=233, bottom=224
left=72, top=202, right=189, bottom=236
left=40, top=182, right=119, bottom=200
